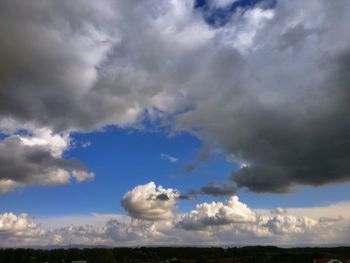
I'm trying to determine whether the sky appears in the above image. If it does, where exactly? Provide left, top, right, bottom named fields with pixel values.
left=0, top=0, right=350, bottom=247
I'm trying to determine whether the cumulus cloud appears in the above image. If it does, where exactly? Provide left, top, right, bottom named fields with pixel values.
left=176, top=196, right=256, bottom=230
left=270, top=207, right=287, bottom=215
left=0, top=211, right=161, bottom=247
left=175, top=198, right=350, bottom=246
left=262, top=214, right=318, bottom=235
left=1, top=199, right=350, bottom=247
left=19, top=128, right=70, bottom=158
left=173, top=196, right=350, bottom=246
left=0, top=212, right=167, bottom=247
left=0, top=131, right=94, bottom=193
left=255, top=201, right=350, bottom=221
left=121, top=182, right=179, bottom=221
left=0, top=213, right=45, bottom=246
left=72, top=170, right=95, bottom=183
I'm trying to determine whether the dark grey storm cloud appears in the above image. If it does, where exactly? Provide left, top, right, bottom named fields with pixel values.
left=0, top=136, right=92, bottom=193
left=178, top=181, right=237, bottom=199
left=178, top=190, right=200, bottom=200
left=0, top=0, right=102, bottom=131
left=230, top=49, right=350, bottom=193
left=200, top=181, right=238, bottom=196
left=0, top=0, right=154, bottom=132
left=1, top=0, right=350, bottom=193
left=175, top=1, right=350, bottom=193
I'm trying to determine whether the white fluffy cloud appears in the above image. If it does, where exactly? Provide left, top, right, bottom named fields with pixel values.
left=72, top=170, right=95, bottom=183
left=0, top=213, right=45, bottom=247
left=18, top=128, right=70, bottom=158
left=262, top=214, right=318, bottom=235
left=176, top=196, right=256, bottom=230
left=121, top=182, right=180, bottom=221
left=175, top=198, right=350, bottom=246
left=0, top=182, right=349, bottom=246
left=1, top=199, right=349, bottom=247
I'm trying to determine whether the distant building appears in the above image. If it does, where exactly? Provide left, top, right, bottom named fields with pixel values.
left=314, top=259, right=350, bottom=263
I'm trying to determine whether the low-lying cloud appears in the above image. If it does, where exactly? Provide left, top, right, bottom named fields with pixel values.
left=1, top=193, right=350, bottom=247
left=176, top=196, right=256, bottom=230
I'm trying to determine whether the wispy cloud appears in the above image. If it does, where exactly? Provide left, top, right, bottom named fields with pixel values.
left=160, top=153, right=178, bottom=163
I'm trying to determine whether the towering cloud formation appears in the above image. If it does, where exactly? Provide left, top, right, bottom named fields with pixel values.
left=0, top=0, right=350, bottom=193
left=121, top=182, right=179, bottom=221
left=176, top=196, right=256, bottom=230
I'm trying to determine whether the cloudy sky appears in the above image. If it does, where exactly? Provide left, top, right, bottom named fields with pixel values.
left=0, top=0, right=350, bottom=247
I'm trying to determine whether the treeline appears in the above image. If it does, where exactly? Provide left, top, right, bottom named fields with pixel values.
left=0, top=246, right=349, bottom=263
